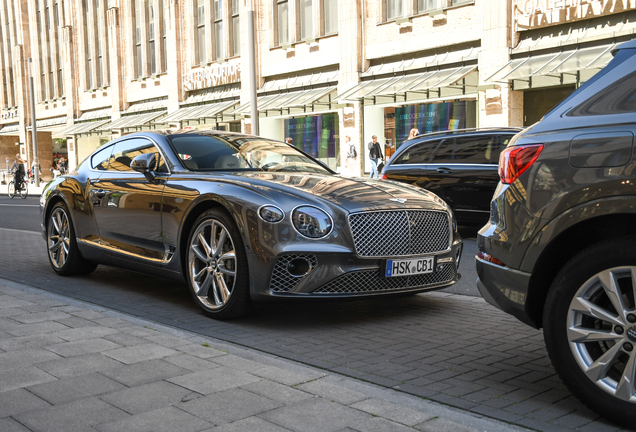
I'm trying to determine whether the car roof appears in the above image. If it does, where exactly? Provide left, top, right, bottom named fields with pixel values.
left=613, top=39, right=636, bottom=53
left=409, top=127, right=523, bottom=141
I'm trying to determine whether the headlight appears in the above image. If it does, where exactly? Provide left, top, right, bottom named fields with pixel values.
left=292, top=206, right=333, bottom=238
left=258, top=205, right=284, bottom=223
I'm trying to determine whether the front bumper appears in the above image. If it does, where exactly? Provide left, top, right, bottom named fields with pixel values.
left=476, top=257, right=537, bottom=328
left=249, top=240, right=463, bottom=302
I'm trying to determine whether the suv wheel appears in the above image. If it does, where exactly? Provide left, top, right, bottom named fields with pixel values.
left=544, top=238, right=636, bottom=428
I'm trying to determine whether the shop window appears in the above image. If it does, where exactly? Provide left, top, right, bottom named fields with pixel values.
left=524, top=86, right=574, bottom=126
left=323, top=0, right=338, bottom=34
left=232, top=0, right=240, bottom=55
left=277, top=0, right=290, bottom=45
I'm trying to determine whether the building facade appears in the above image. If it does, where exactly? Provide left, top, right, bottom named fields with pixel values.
left=0, top=0, right=634, bottom=179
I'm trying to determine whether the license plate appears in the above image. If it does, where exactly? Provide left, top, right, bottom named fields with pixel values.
left=385, top=256, right=435, bottom=277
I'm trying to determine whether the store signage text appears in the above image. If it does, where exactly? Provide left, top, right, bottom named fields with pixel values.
left=1, top=110, right=19, bottom=120
left=184, top=63, right=241, bottom=91
left=516, top=0, right=635, bottom=29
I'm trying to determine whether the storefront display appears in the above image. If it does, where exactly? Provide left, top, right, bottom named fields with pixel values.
left=284, top=113, right=339, bottom=169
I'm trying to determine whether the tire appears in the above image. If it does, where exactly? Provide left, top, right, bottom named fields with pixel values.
left=47, top=202, right=97, bottom=276
left=186, top=208, right=253, bottom=319
left=19, top=181, right=28, bottom=199
left=543, top=238, right=636, bottom=428
left=7, top=181, right=15, bottom=199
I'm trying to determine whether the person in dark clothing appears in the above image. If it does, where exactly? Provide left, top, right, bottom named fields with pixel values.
left=10, top=154, right=26, bottom=188
left=367, top=135, right=384, bottom=179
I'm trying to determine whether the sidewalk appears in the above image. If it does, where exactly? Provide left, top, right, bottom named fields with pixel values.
left=0, top=278, right=530, bottom=432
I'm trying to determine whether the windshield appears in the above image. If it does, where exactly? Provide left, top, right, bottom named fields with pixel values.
left=168, top=133, right=332, bottom=174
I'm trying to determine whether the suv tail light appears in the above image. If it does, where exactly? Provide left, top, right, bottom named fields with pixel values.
left=499, top=144, right=544, bottom=184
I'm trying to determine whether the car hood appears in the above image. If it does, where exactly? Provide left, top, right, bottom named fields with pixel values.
left=227, top=172, right=450, bottom=213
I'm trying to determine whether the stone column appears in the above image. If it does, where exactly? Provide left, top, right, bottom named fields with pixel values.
left=108, top=7, right=124, bottom=118
left=338, top=0, right=364, bottom=177
left=478, top=0, right=523, bottom=127
left=166, top=0, right=183, bottom=114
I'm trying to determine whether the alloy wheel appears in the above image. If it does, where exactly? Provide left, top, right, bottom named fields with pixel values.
left=567, top=266, right=636, bottom=403
left=188, top=219, right=237, bottom=310
left=48, top=208, right=71, bottom=269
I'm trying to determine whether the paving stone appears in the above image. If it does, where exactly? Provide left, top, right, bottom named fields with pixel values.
left=94, top=406, right=213, bottom=432
left=92, top=317, right=131, bottom=328
left=36, top=353, right=123, bottom=378
left=99, top=358, right=192, bottom=387
left=28, top=373, right=126, bottom=405
left=251, top=365, right=324, bottom=386
left=0, top=296, right=32, bottom=309
left=242, top=380, right=313, bottom=404
left=164, top=353, right=221, bottom=372
left=102, top=332, right=148, bottom=347
left=52, top=326, right=120, bottom=342
left=0, top=347, right=62, bottom=372
left=3, top=320, right=69, bottom=337
left=259, top=397, right=371, bottom=432
left=45, top=338, right=122, bottom=357
left=167, top=366, right=260, bottom=394
left=143, top=333, right=192, bottom=348
left=295, top=379, right=367, bottom=405
left=54, top=317, right=101, bottom=329
left=0, top=307, right=27, bottom=318
left=415, top=417, right=479, bottom=432
left=205, top=416, right=292, bottom=432
left=179, top=387, right=282, bottom=425
left=0, top=366, right=57, bottom=392
left=0, top=333, right=66, bottom=351
left=354, top=417, right=420, bottom=432
left=0, top=388, right=51, bottom=418
left=71, top=310, right=106, bottom=320
left=350, top=398, right=434, bottom=427
left=102, top=343, right=179, bottom=364
left=0, top=417, right=32, bottom=432
left=177, top=343, right=227, bottom=359
left=98, top=381, right=196, bottom=415
left=11, top=310, right=69, bottom=324
left=14, top=396, right=129, bottom=432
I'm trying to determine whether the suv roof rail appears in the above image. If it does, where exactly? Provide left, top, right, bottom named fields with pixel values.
left=413, top=127, right=524, bottom=139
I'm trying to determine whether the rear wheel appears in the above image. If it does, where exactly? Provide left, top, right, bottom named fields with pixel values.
left=186, top=209, right=252, bottom=319
left=544, top=238, right=636, bottom=428
left=47, top=202, right=97, bottom=275
left=19, top=180, right=28, bottom=199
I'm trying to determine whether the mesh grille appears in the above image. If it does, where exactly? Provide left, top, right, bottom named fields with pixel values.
left=314, top=263, right=456, bottom=294
left=269, top=254, right=318, bottom=293
left=349, top=210, right=450, bottom=257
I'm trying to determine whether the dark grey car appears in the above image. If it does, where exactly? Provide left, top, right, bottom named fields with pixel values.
left=40, top=130, right=462, bottom=320
left=477, top=39, right=636, bottom=426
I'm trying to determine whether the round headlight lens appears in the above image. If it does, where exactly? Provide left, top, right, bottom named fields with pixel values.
left=258, top=205, right=284, bottom=223
left=292, top=206, right=332, bottom=238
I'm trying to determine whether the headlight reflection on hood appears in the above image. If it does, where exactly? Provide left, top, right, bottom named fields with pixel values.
left=292, top=206, right=333, bottom=239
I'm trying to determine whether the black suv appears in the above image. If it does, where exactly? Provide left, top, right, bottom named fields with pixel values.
left=477, top=39, right=636, bottom=427
left=381, top=128, right=522, bottom=225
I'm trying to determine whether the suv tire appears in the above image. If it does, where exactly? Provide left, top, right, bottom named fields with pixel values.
left=543, top=238, right=636, bottom=428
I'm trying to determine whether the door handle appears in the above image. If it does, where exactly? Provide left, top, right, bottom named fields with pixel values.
left=436, top=167, right=452, bottom=174
left=93, top=189, right=106, bottom=199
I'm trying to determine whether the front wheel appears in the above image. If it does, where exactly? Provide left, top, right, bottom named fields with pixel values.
left=186, top=209, right=252, bottom=319
left=544, top=238, right=636, bottom=428
left=47, top=202, right=97, bottom=276
left=7, top=181, right=15, bottom=199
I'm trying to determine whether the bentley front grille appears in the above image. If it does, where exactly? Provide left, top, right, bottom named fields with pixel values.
left=313, top=262, right=457, bottom=294
left=348, top=210, right=450, bottom=257
left=269, top=254, right=318, bottom=293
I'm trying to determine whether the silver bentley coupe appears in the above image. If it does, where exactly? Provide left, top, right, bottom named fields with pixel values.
left=40, top=130, right=463, bottom=319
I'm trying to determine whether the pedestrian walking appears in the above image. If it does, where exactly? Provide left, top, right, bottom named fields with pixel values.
left=367, top=135, right=384, bottom=179
left=30, top=158, right=42, bottom=183
left=344, top=135, right=357, bottom=173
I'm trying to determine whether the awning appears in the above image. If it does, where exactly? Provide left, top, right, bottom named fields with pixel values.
left=35, top=116, right=67, bottom=129
left=337, top=65, right=477, bottom=103
left=0, top=124, right=19, bottom=135
left=99, top=112, right=166, bottom=130
left=160, top=100, right=238, bottom=123
left=77, top=107, right=112, bottom=121
left=260, top=69, right=339, bottom=92
left=362, top=46, right=480, bottom=77
left=184, top=87, right=240, bottom=104
left=53, top=120, right=111, bottom=137
left=124, top=99, right=168, bottom=114
left=485, top=44, right=614, bottom=89
left=231, top=86, right=336, bottom=115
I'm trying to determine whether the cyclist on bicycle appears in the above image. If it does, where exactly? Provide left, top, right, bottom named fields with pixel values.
left=10, top=154, right=26, bottom=189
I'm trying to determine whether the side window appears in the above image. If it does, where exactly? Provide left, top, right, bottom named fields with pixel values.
left=393, top=140, right=440, bottom=164
left=451, top=135, right=503, bottom=164
left=108, top=139, right=167, bottom=173
left=568, top=68, right=636, bottom=116
left=430, top=139, right=455, bottom=163
left=91, top=145, right=114, bottom=171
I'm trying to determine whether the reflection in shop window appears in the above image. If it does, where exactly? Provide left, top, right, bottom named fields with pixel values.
left=277, top=0, right=289, bottom=45
left=324, top=0, right=338, bottom=34
left=387, top=0, right=404, bottom=19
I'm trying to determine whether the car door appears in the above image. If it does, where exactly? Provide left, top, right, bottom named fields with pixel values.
left=88, top=137, right=168, bottom=261
left=383, top=139, right=443, bottom=188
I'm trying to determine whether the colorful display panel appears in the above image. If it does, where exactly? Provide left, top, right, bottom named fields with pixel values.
left=284, top=113, right=338, bottom=159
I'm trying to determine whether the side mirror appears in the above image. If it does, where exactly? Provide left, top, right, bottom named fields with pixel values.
left=131, top=153, right=157, bottom=181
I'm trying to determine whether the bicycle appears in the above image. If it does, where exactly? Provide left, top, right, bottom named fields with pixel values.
left=7, top=173, right=28, bottom=199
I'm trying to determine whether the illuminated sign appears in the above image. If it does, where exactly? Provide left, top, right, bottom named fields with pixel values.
left=184, top=61, right=241, bottom=91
